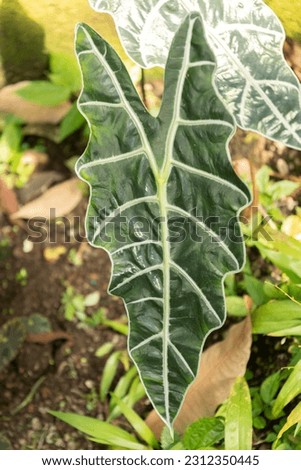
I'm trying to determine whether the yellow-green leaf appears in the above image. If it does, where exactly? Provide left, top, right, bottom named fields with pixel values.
left=272, top=360, right=301, bottom=418
left=224, top=377, right=252, bottom=450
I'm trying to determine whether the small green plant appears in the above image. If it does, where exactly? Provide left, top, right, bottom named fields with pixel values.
left=16, top=51, right=86, bottom=142
left=0, top=314, right=52, bottom=371
left=0, top=116, right=35, bottom=188
left=15, top=267, right=28, bottom=286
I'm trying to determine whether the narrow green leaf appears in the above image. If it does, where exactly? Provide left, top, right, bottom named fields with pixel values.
left=126, top=376, right=146, bottom=406
left=252, top=300, right=301, bottom=336
left=111, top=394, right=159, bottom=449
left=110, top=366, right=138, bottom=410
left=272, top=360, right=301, bottom=418
left=75, top=14, right=250, bottom=430
left=88, top=437, right=146, bottom=450
left=276, top=401, right=301, bottom=443
left=183, top=417, right=224, bottom=450
left=95, top=342, right=114, bottom=358
left=260, top=371, right=281, bottom=405
left=17, top=81, right=70, bottom=106
left=59, top=102, right=86, bottom=141
left=102, top=319, right=128, bottom=335
left=89, top=0, right=301, bottom=150
left=224, top=377, right=252, bottom=450
left=99, top=351, right=121, bottom=401
left=109, top=375, right=145, bottom=421
left=49, top=411, right=144, bottom=449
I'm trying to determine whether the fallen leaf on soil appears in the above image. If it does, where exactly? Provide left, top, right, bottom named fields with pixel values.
left=26, top=331, right=72, bottom=344
left=146, top=316, right=252, bottom=437
left=43, top=246, right=67, bottom=262
left=11, top=178, right=82, bottom=220
left=0, top=178, right=19, bottom=214
left=17, top=171, right=64, bottom=204
left=0, top=82, right=71, bottom=124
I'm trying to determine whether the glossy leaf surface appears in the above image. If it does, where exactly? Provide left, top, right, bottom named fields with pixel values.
left=75, top=15, right=250, bottom=428
left=89, top=0, right=301, bottom=149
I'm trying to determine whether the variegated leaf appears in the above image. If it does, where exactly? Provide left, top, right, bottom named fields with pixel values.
left=75, top=14, right=250, bottom=429
left=89, top=0, right=301, bottom=150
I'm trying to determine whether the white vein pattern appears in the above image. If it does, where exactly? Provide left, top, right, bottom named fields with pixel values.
left=171, top=160, right=249, bottom=202
left=79, top=148, right=145, bottom=170
left=177, top=118, right=233, bottom=128
left=80, top=27, right=159, bottom=177
left=110, top=263, right=163, bottom=292
left=207, top=25, right=301, bottom=145
left=89, top=0, right=301, bottom=149
left=76, top=16, right=250, bottom=429
left=92, top=196, right=158, bottom=244
left=166, top=204, right=239, bottom=269
left=111, top=240, right=163, bottom=256
left=80, top=101, right=123, bottom=108
left=169, top=261, right=222, bottom=325
left=130, top=332, right=163, bottom=353
left=127, top=296, right=164, bottom=305
left=168, top=341, right=195, bottom=378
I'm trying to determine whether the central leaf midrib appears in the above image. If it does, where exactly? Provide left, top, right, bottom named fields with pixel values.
left=156, top=18, right=195, bottom=427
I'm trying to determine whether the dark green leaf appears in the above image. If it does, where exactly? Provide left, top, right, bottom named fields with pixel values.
left=75, top=15, right=250, bottom=429
left=253, top=416, right=267, bottom=430
left=24, top=314, right=52, bottom=334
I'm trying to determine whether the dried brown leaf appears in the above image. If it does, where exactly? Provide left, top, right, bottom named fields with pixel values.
left=0, top=178, right=19, bottom=214
left=11, top=178, right=82, bottom=220
left=0, top=82, right=71, bottom=124
left=146, top=317, right=252, bottom=437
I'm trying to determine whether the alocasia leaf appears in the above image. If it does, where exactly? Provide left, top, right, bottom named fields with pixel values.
left=89, top=0, right=301, bottom=150
left=75, top=14, right=250, bottom=429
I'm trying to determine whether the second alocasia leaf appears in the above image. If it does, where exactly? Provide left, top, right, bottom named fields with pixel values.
left=89, top=0, right=301, bottom=150
left=75, top=14, right=250, bottom=429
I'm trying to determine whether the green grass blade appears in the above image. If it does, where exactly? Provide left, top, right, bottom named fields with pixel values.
left=272, top=360, right=301, bottom=418
left=49, top=411, right=142, bottom=449
left=111, top=394, right=159, bottom=449
left=110, top=366, right=138, bottom=411
left=99, top=351, right=121, bottom=401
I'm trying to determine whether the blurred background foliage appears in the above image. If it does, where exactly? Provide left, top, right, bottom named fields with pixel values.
left=0, top=0, right=131, bottom=84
